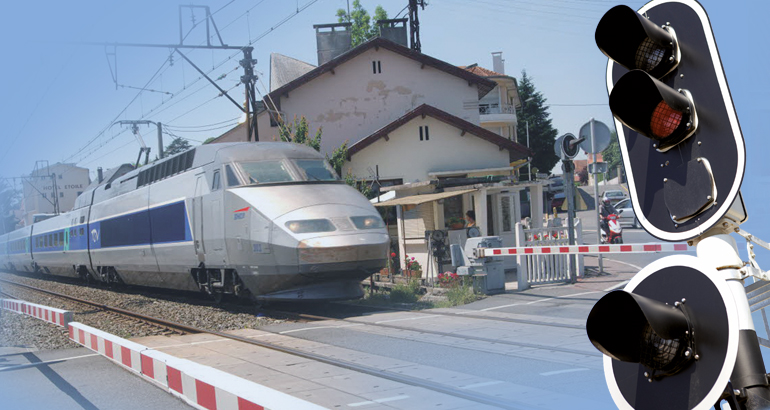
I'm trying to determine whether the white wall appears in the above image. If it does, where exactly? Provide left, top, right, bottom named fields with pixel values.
left=22, top=163, right=90, bottom=224
left=258, top=47, right=482, bottom=157
left=345, top=116, right=510, bottom=183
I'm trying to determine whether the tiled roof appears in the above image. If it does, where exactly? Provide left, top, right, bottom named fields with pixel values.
left=347, top=104, right=532, bottom=159
left=460, top=64, right=504, bottom=77
left=266, top=37, right=496, bottom=104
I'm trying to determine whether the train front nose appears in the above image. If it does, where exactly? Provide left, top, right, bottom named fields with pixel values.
left=296, top=231, right=390, bottom=277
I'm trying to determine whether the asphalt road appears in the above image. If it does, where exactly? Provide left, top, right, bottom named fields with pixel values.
left=0, top=347, right=191, bottom=410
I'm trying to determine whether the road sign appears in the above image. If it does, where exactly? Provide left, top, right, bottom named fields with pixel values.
left=578, top=120, right=612, bottom=154
left=597, top=0, right=745, bottom=242
left=588, top=162, right=608, bottom=174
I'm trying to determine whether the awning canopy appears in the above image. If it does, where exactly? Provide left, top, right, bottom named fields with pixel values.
left=372, top=189, right=477, bottom=207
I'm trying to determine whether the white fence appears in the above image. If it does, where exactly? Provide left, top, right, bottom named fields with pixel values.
left=516, top=219, right=583, bottom=290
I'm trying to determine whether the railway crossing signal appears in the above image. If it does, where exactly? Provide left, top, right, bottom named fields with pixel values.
left=597, top=0, right=745, bottom=242
left=587, top=255, right=740, bottom=410
left=588, top=1, right=770, bottom=409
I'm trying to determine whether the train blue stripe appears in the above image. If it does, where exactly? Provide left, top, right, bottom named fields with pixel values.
left=90, top=201, right=192, bottom=249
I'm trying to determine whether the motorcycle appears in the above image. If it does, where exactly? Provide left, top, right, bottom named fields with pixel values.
left=600, top=213, right=623, bottom=244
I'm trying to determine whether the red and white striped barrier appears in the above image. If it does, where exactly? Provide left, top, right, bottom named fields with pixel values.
left=23, top=301, right=74, bottom=327
left=1, top=299, right=25, bottom=315
left=1, top=298, right=73, bottom=327
left=68, top=322, right=325, bottom=410
left=476, top=242, right=689, bottom=258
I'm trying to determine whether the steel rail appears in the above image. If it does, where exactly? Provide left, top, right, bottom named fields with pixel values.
left=0, top=277, right=533, bottom=410
left=0, top=278, right=199, bottom=335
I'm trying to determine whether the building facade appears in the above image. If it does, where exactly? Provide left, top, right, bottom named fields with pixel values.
left=21, top=163, right=90, bottom=225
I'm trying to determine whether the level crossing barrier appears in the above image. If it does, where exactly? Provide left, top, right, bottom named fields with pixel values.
left=487, top=221, right=688, bottom=290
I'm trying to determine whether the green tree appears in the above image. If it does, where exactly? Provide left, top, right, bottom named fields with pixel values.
left=601, top=130, right=624, bottom=180
left=516, top=70, right=559, bottom=178
left=278, top=115, right=322, bottom=151
left=163, top=137, right=193, bottom=157
left=337, top=1, right=389, bottom=46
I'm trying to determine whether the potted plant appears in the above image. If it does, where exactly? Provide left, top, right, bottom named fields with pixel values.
left=403, top=255, right=423, bottom=279
left=446, top=216, right=465, bottom=230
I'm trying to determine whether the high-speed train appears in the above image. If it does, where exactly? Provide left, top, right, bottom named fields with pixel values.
left=0, top=142, right=390, bottom=301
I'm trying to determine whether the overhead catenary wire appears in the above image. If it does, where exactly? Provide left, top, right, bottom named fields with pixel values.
left=54, top=0, right=321, bottom=174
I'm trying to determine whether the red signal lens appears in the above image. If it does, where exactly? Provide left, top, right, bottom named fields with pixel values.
left=650, top=100, right=682, bottom=139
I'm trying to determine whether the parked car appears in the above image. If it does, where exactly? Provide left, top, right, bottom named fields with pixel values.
left=614, top=198, right=639, bottom=228
left=601, top=189, right=626, bottom=205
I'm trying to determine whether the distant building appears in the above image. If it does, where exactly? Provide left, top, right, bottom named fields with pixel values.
left=21, top=163, right=90, bottom=225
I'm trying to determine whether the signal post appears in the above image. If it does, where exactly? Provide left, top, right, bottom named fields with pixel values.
left=586, top=1, right=770, bottom=409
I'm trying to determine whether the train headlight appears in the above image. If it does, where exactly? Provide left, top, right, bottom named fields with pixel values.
left=285, top=219, right=336, bottom=234
left=351, top=216, right=385, bottom=230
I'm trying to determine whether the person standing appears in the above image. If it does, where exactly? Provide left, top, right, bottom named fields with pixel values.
left=465, top=210, right=476, bottom=227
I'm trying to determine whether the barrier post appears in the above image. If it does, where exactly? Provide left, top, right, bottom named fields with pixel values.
left=516, top=222, right=530, bottom=290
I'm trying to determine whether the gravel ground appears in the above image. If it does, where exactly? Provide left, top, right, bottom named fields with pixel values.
left=0, top=271, right=286, bottom=350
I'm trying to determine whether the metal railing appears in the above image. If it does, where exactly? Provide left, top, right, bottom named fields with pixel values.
left=515, top=219, right=583, bottom=290
left=478, top=103, right=516, bottom=115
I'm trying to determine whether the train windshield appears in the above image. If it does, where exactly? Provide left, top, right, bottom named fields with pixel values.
left=238, top=159, right=340, bottom=185
left=294, top=159, right=339, bottom=181
left=240, top=161, right=294, bottom=184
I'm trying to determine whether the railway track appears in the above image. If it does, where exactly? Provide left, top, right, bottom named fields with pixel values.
left=1, top=276, right=544, bottom=409
left=0, top=278, right=196, bottom=336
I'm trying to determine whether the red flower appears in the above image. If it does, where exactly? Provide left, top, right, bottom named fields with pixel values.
left=390, top=252, right=396, bottom=257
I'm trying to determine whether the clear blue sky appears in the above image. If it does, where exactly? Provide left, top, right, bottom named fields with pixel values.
left=2, top=0, right=768, bottom=237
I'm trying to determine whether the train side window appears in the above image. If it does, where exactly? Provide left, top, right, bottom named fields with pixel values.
left=44, top=235, right=48, bottom=248
left=80, top=228, right=84, bottom=236
left=59, top=232, right=64, bottom=244
left=212, top=170, right=221, bottom=191
left=225, top=165, right=241, bottom=187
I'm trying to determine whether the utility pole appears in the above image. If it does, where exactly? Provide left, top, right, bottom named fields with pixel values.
left=87, top=7, right=260, bottom=142
left=408, top=0, right=426, bottom=52
left=240, top=47, right=259, bottom=142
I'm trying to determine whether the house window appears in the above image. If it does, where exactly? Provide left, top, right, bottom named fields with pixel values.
left=419, top=125, right=430, bottom=141
left=372, top=60, right=382, bottom=74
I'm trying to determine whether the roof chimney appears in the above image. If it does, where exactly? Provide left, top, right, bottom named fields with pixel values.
left=492, top=51, right=504, bottom=75
left=377, top=18, right=408, bottom=47
left=314, top=23, right=352, bottom=65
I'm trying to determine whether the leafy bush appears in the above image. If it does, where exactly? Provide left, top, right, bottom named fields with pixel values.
left=445, top=282, right=478, bottom=306
left=389, top=280, right=421, bottom=303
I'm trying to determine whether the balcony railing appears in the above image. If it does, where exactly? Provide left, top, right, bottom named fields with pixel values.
left=479, top=103, right=516, bottom=115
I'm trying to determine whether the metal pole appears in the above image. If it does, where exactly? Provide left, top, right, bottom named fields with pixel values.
left=157, top=122, right=164, bottom=158
left=563, top=160, right=577, bottom=283
left=591, top=118, right=603, bottom=273
left=526, top=120, right=531, bottom=181
left=696, top=232, right=770, bottom=407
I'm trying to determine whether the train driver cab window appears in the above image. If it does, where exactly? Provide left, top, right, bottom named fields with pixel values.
left=239, top=161, right=294, bottom=184
left=212, top=170, right=221, bottom=191
left=294, top=159, right=339, bottom=181
left=225, top=164, right=241, bottom=187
